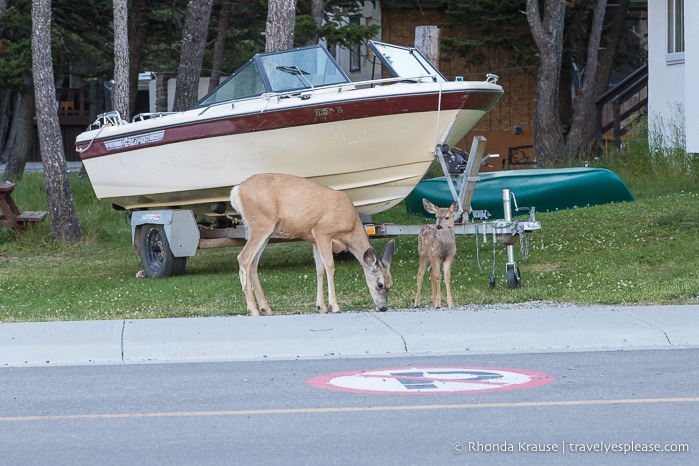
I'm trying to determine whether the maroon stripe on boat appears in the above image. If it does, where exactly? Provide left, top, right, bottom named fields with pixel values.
left=77, top=90, right=501, bottom=160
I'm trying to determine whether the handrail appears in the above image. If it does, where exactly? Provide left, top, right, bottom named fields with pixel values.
left=595, top=64, right=648, bottom=153
left=595, top=64, right=647, bottom=107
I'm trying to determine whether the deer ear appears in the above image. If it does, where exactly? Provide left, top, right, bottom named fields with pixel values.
left=363, top=247, right=379, bottom=267
left=450, top=201, right=459, bottom=212
left=382, top=239, right=395, bottom=265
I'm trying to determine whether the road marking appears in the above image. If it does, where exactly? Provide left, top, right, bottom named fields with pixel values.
left=307, top=366, right=553, bottom=394
left=2, top=397, right=698, bottom=423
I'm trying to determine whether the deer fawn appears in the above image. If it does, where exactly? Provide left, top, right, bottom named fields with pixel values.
left=230, top=173, right=395, bottom=316
left=414, top=199, right=459, bottom=308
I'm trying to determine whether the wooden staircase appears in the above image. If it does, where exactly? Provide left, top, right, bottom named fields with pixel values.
left=595, top=64, right=648, bottom=154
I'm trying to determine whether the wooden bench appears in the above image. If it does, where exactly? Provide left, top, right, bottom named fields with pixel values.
left=0, top=182, right=48, bottom=231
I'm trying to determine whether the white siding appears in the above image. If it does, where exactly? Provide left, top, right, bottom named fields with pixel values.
left=648, top=0, right=697, bottom=152
left=648, top=0, right=684, bottom=148
left=685, top=1, right=699, bottom=152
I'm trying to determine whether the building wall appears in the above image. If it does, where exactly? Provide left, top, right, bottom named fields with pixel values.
left=647, top=0, right=688, bottom=150
left=685, top=1, right=699, bottom=152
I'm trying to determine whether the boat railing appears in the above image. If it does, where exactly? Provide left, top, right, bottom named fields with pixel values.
left=86, top=111, right=128, bottom=131
left=194, top=76, right=438, bottom=115
left=132, top=112, right=178, bottom=122
left=128, top=73, right=501, bottom=121
left=252, top=73, right=495, bottom=102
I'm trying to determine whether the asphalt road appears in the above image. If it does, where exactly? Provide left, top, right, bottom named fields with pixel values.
left=1, top=304, right=698, bottom=465
left=0, top=350, right=697, bottom=465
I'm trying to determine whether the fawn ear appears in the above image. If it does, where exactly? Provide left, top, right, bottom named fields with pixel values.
left=450, top=201, right=459, bottom=212
left=422, top=198, right=438, bottom=214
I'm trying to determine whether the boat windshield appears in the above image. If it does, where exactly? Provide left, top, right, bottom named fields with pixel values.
left=195, top=45, right=350, bottom=108
left=368, top=41, right=446, bottom=82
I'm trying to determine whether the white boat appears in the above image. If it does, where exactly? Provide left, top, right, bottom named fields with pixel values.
left=76, top=41, right=502, bottom=219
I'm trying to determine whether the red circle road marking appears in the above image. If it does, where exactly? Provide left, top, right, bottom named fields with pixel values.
left=306, top=366, right=553, bottom=395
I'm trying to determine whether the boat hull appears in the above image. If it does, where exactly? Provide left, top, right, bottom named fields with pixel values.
left=77, top=82, right=502, bottom=217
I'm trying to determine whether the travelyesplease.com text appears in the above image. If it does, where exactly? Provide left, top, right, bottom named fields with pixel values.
left=453, top=441, right=690, bottom=455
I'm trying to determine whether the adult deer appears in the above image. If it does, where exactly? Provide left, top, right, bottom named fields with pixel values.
left=414, top=199, right=459, bottom=308
left=230, top=173, right=395, bottom=316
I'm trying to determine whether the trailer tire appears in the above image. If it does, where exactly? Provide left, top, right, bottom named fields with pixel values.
left=138, top=224, right=187, bottom=278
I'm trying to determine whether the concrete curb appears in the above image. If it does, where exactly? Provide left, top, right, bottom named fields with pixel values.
left=2, top=304, right=698, bottom=367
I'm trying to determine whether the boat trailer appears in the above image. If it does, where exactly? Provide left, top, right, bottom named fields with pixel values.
left=130, top=136, right=541, bottom=288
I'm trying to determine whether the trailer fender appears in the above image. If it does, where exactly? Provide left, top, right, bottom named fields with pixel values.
left=130, top=210, right=200, bottom=258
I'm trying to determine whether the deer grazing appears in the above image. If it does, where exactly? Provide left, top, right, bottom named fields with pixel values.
left=229, top=173, right=395, bottom=316
left=414, top=198, right=459, bottom=308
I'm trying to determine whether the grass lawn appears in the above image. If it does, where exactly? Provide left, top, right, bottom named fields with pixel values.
left=1, top=123, right=698, bottom=322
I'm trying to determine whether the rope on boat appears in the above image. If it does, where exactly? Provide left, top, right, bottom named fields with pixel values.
left=75, top=125, right=105, bottom=154
left=434, top=82, right=443, bottom=149
left=76, top=111, right=126, bottom=154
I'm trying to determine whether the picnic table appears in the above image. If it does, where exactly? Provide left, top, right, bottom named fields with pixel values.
left=0, top=182, right=47, bottom=231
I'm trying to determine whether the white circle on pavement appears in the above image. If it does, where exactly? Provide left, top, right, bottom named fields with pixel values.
left=307, top=366, right=553, bottom=395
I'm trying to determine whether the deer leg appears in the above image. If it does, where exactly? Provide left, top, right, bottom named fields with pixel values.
left=250, top=245, right=273, bottom=316
left=237, top=248, right=259, bottom=316
left=414, top=259, right=427, bottom=307
left=443, top=256, right=454, bottom=308
left=311, top=244, right=328, bottom=313
left=314, top=239, right=340, bottom=312
left=237, top=233, right=272, bottom=316
left=429, top=258, right=442, bottom=308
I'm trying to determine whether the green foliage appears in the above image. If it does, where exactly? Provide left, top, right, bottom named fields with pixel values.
left=0, top=2, right=32, bottom=90
left=201, top=0, right=267, bottom=74
left=441, top=0, right=538, bottom=68
left=295, top=0, right=380, bottom=50
left=0, top=0, right=115, bottom=89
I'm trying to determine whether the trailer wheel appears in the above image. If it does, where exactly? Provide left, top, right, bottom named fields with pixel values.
left=138, top=224, right=187, bottom=278
left=506, top=264, right=521, bottom=289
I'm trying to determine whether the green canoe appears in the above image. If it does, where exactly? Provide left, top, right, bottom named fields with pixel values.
left=405, top=167, right=635, bottom=219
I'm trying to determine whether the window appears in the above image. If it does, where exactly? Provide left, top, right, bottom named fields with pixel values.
left=667, top=0, right=685, bottom=63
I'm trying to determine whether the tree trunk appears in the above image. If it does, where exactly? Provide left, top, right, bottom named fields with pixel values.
left=2, top=82, right=35, bottom=183
left=580, top=0, right=630, bottom=157
left=265, top=0, right=297, bottom=52
left=0, top=90, right=17, bottom=163
left=31, top=0, right=82, bottom=243
left=558, top=52, right=573, bottom=135
left=172, top=0, right=214, bottom=112
left=526, top=0, right=566, bottom=166
left=565, top=0, right=608, bottom=160
left=128, top=0, right=150, bottom=115
left=0, top=0, right=7, bottom=21
left=209, top=0, right=232, bottom=92
left=304, top=0, right=324, bottom=46
left=415, top=26, right=440, bottom=69
left=112, top=0, right=130, bottom=120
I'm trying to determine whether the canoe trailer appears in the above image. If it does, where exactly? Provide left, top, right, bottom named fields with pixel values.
left=130, top=136, right=541, bottom=289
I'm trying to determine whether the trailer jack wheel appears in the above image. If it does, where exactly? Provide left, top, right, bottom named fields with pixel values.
left=506, top=263, right=521, bottom=289
left=138, top=224, right=187, bottom=278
